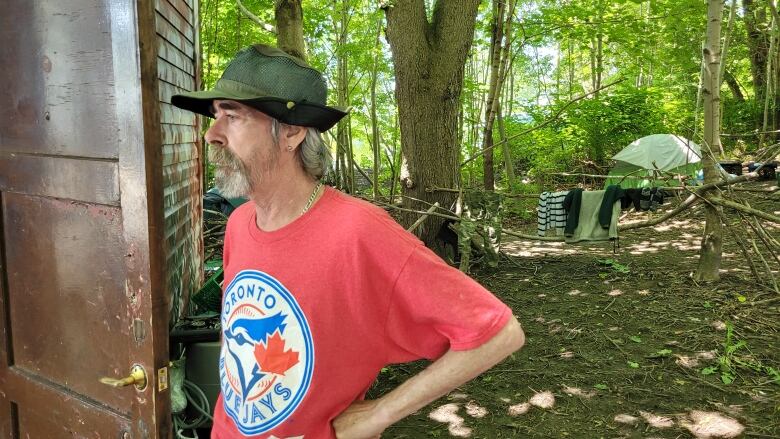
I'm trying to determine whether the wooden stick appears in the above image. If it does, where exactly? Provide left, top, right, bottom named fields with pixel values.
left=619, top=194, right=700, bottom=231
left=707, top=196, right=780, bottom=224
left=504, top=228, right=565, bottom=242
left=406, top=202, right=441, bottom=233
left=427, top=186, right=540, bottom=198
left=750, top=238, right=779, bottom=294
left=724, top=215, right=762, bottom=281
left=357, top=197, right=459, bottom=221
left=550, top=172, right=688, bottom=180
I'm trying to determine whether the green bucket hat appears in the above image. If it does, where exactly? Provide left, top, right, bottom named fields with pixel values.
left=171, top=44, right=349, bottom=131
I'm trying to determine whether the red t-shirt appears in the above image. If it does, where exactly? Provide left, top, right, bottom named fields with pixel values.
left=211, top=187, right=511, bottom=438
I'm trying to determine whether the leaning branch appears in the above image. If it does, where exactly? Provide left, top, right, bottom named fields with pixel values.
left=406, top=202, right=441, bottom=232
left=618, top=194, right=700, bottom=231
left=236, top=0, right=277, bottom=34
left=460, top=78, right=626, bottom=167
left=708, top=196, right=780, bottom=224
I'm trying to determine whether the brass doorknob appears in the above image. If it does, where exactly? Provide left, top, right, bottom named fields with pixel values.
left=100, top=364, right=147, bottom=390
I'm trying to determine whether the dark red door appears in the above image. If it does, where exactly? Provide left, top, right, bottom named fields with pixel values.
left=0, top=1, right=175, bottom=437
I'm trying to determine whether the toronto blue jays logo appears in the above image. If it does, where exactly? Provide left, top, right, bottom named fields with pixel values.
left=220, top=270, right=314, bottom=435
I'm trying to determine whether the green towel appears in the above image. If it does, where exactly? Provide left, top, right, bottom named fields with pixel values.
left=599, top=185, right=625, bottom=229
left=566, top=190, right=620, bottom=243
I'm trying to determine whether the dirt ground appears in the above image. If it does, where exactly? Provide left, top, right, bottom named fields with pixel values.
left=369, top=182, right=780, bottom=439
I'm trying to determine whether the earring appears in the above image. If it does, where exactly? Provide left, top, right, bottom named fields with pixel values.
left=287, top=146, right=293, bottom=151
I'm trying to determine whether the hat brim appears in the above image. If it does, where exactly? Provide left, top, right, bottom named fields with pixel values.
left=171, top=90, right=349, bottom=132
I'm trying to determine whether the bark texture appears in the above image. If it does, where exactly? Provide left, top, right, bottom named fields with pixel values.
left=385, top=0, right=481, bottom=247
left=275, top=0, right=306, bottom=61
left=742, top=0, right=768, bottom=117
left=695, top=0, right=725, bottom=282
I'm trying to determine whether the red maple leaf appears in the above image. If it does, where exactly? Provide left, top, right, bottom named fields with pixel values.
left=254, top=331, right=300, bottom=376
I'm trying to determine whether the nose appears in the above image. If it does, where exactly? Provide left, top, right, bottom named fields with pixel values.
left=204, top=117, right=226, bottom=147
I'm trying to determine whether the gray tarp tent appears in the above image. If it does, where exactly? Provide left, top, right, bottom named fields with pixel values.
left=604, top=134, right=702, bottom=188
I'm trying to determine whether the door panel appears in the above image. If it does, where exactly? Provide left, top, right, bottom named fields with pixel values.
left=4, top=194, right=130, bottom=411
left=0, top=154, right=120, bottom=206
left=0, top=1, right=120, bottom=159
left=7, top=370, right=131, bottom=437
left=0, top=0, right=178, bottom=437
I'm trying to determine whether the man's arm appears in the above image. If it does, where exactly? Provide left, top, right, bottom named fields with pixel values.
left=332, top=315, right=525, bottom=439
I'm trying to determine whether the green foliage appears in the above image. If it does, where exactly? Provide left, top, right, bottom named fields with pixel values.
left=597, top=258, right=631, bottom=274
left=198, top=0, right=767, bottom=201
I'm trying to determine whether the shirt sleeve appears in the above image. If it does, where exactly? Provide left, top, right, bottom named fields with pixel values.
left=383, top=244, right=512, bottom=363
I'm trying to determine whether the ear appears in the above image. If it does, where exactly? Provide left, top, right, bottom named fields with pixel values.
left=284, top=124, right=308, bottom=152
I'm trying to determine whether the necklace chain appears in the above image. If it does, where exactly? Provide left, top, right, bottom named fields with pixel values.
left=302, top=182, right=323, bottom=215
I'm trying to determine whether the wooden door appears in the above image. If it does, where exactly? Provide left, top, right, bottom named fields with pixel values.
left=0, top=0, right=187, bottom=437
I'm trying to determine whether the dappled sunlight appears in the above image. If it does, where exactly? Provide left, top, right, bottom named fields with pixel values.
left=612, top=409, right=743, bottom=437
left=680, top=411, right=745, bottom=438
left=507, top=402, right=530, bottom=417
left=711, top=320, right=727, bottom=330
left=640, top=411, right=674, bottom=428
left=562, top=385, right=595, bottom=399
left=608, top=289, right=623, bottom=296
left=652, top=218, right=699, bottom=233
left=529, top=391, right=556, bottom=409
left=502, top=238, right=619, bottom=258
left=675, top=350, right=718, bottom=368
left=614, top=413, right=640, bottom=425
left=429, top=403, right=472, bottom=438
left=464, top=401, right=488, bottom=418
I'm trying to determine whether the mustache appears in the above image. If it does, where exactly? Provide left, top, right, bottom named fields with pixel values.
left=208, top=146, right=245, bottom=172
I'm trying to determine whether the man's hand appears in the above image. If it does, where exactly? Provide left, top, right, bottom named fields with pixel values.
left=332, top=399, right=387, bottom=439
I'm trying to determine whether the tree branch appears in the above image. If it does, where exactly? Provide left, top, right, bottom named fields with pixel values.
left=708, top=196, right=780, bottom=224
left=236, top=0, right=277, bottom=34
left=460, top=78, right=626, bottom=167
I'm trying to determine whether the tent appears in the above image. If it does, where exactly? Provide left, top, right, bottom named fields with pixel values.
left=604, top=134, right=702, bottom=188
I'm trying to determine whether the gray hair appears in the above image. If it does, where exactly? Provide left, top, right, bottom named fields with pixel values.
left=271, top=119, right=332, bottom=180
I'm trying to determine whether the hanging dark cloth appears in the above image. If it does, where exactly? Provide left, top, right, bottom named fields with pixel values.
left=563, top=188, right=583, bottom=237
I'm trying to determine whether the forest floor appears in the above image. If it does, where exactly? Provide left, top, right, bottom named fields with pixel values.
left=369, top=181, right=780, bottom=439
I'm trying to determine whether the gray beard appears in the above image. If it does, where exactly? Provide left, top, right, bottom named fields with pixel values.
left=209, top=147, right=252, bottom=199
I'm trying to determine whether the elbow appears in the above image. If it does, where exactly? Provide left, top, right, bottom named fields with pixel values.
left=504, top=316, right=525, bottom=354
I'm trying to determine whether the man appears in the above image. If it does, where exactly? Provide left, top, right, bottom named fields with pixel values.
left=172, top=44, right=525, bottom=439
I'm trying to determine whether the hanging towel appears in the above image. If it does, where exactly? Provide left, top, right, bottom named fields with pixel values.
left=565, top=190, right=620, bottom=243
left=563, top=188, right=583, bottom=237
left=537, top=191, right=569, bottom=236
left=599, top=185, right=625, bottom=228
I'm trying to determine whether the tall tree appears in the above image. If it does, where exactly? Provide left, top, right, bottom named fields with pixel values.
left=695, top=0, right=724, bottom=282
left=482, top=0, right=516, bottom=191
left=742, top=0, right=769, bottom=126
left=275, top=0, right=307, bottom=60
left=384, top=0, right=481, bottom=246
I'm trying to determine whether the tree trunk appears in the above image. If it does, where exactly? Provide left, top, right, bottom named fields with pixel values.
left=723, top=69, right=745, bottom=101
left=481, top=0, right=506, bottom=191
left=497, top=104, right=516, bottom=190
left=384, top=0, right=481, bottom=247
left=335, top=0, right=353, bottom=192
left=695, top=0, right=725, bottom=282
left=481, top=0, right=516, bottom=191
left=759, top=19, right=776, bottom=148
left=370, top=22, right=382, bottom=200
left=743, top=0, right=769, bottom=126
left=719, top=0, right=737, bottom=87
left=275, top=0, right=306, bottom=60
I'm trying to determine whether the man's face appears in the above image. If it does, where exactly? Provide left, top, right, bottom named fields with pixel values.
left=204, top=100, right=281, bottom=198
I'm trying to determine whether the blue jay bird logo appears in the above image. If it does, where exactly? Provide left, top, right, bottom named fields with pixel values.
left=224, top=311, right=292, bottom=403
left=220, top=270, right=314, bottom=435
